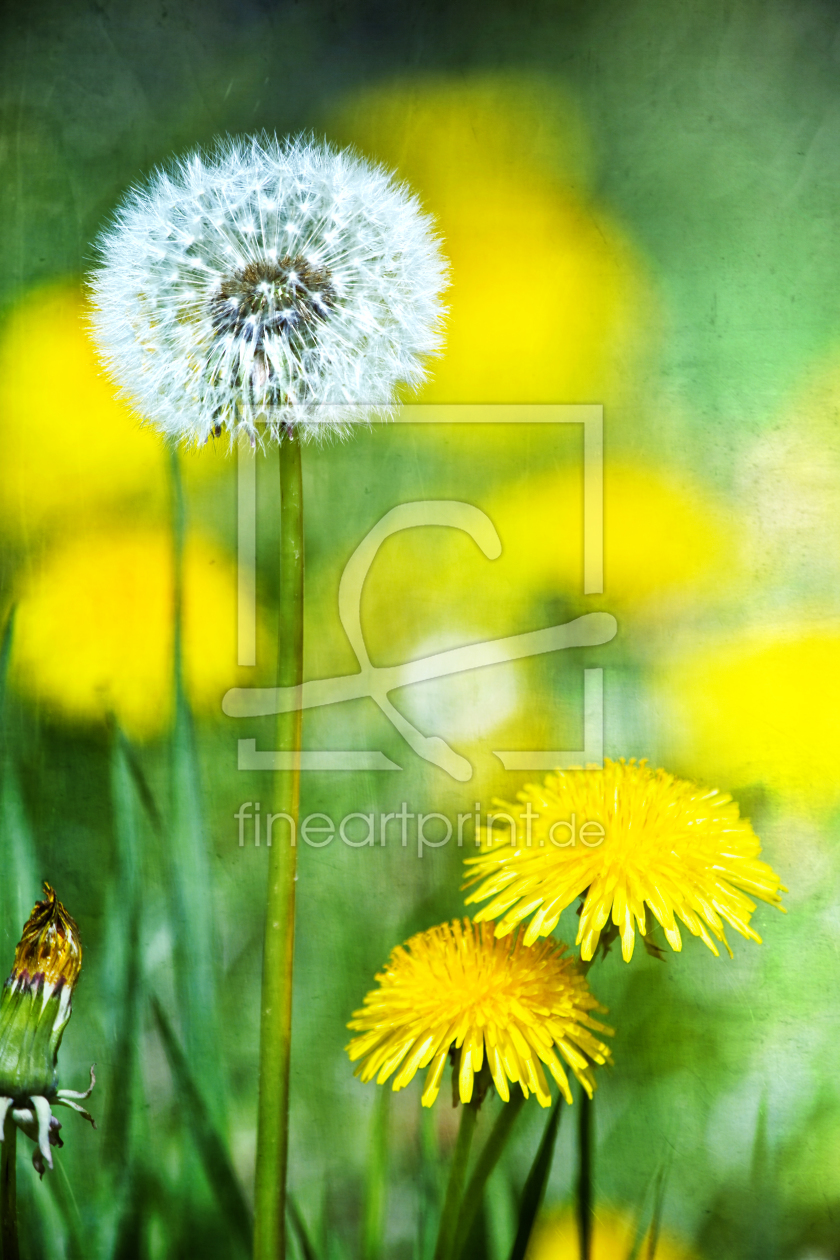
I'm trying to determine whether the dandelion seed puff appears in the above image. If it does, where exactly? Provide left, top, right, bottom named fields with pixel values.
left=88, top=135, right=448, bottom=446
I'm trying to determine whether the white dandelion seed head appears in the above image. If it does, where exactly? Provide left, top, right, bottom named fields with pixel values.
left=88, top=134, right=449, bottom=446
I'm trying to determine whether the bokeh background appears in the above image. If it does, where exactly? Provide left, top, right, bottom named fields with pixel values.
left=1, top=0, right=839, bottom=1257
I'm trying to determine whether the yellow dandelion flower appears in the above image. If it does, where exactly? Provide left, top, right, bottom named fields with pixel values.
left=654, top=625, right=840, bottom=807
left=329, top=76, right=653, bottom=408
left=12, top=883, right=82, bottom=993
left=464, top=759, right=786, bottom=963
left=9, top=525, right=263, bottom=739
left=346, top=919, right=611, bottom=1109
left=0, top=282, right=227, bottom=538
left=528, top=1208, right=698, bottom=1260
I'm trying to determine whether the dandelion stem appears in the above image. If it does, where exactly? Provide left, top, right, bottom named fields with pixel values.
left=253, top=434, right=304, bottom=1260
left=0, top=1115, right=18, bottom=1260
left=433, top=1102, right=479, bottom=1260
left=452, top=1090, right=525, bottom=1258
left=576, top=1088, right=593, bottom=1260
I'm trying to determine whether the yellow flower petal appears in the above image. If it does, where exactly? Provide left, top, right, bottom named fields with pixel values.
left=464, top=759, right=785, bottom=963
left=346, top=919, right=611, bottom=1108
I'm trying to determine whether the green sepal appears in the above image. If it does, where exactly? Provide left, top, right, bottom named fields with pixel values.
left=0, top=978, right=70, bottom=1099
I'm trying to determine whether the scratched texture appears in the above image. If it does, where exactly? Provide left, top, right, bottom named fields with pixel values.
left=0, top=1, right=838, bottom=1257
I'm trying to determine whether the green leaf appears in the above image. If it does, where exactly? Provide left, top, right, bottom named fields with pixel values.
left=45, top=1156, right=87, bottom=1260
left=576, top=1090, right=593, bottom=1260
left=151, top=995, right=252, bottom=1254
left=0, top=605, right=14, bottom=717
left=454, top=1091, right=525, bottom=1259
left=507, top=1098, right=563, bottom=1260
left=361, top=1085, right=390, bottom=1260
left=102, top=728, right=145, bottom=1168
left=0, top=606, right=37, bottom=958
left=288, top=1196, right=321, bottom=1260
left=626, top=1161, right=670, bottom=1260
left=167, top=446, right=224, bottom=1112
left=417, top=1097, right=441, bottom=1260
left=644, top=1161, right=669, bottom=1260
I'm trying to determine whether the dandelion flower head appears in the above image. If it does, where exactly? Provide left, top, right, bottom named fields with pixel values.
left=89, top=134, right=448, bottom=445
left=464, top=759, right=786, bottom=962
left=528, top=1208, right=698, bottom=1260
left=346, top=919, right=611, bottom=1109
left=10, top=525, right=261, bottom=739
left=0, top=885, right=95, bottom=1176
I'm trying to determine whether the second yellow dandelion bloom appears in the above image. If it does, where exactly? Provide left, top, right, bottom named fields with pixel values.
left=346, top=919, right=611, bottom=1109
left=9, top=526, right=260, bottom=739
left=464, top=759, right=786, bottom=962
left=528, top=1208, right=698, bottom=1260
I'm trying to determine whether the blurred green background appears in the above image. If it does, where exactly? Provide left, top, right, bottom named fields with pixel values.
left=1, top=0, right=839, bottom=1256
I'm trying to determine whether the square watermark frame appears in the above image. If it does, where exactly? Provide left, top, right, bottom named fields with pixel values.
left=224, top=404, right=613, bottom=780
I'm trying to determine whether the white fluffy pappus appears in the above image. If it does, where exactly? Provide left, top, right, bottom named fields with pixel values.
left=88, top=134, right=448, bottom=445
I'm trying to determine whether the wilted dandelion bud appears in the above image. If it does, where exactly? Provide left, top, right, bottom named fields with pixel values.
left=0, top=885, right=95, bottom=1176
left=89, top=134, right=448, bottom=446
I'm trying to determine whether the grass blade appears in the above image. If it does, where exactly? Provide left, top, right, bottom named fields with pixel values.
left=167, top=445, right=224, bottom=1111
left=577, top=1091, right=593, bottom=1260
left=45, top=1157, right=87, bottom=1260
left=288, top=1197, right=320, bottom=1260
left=417, top=1096, right=440, bottom=1260
left=362, top=1085, right=390, bottom=1260
left=644, top=1160, right=669, bottom=1260
left=0, top=606, right=38, bottom=956
left=507, top=1099, right=563, bottom=1260
left=151, top=995, right=252, bottom=1254
left=0, top=606, right=14, bottom=716
left=626, top=1160, right=670, bottom=1260
left=102, top=728, right=145, bottom=1167
left=454, top=1091, right=525, bottom=1259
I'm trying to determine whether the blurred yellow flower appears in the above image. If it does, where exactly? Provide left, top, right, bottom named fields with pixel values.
left=655, top=625, right=840, bottom=805
left=346, top=918, right=611, bottom=1108
left=496, top=463, right=736, bottom=608
left=464, top=759, right=786, bottom=961
left=0, top=282, right=228, bottom=537
left=355, top=462, right=737, bottom=679
left=528, top=1208, right=698, bottom=1260
left=10, top=525, right=256, bottom=739
left=329, top=76, right=653, bottom=406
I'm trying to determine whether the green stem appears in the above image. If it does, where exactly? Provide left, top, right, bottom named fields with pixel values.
left=452, top=1091, right=525, bottom=1258
left=362, top=1086, right=390, bottom=1260
left=1, top=1116, right=18, bottom=1260
left=433, top=1103, right=479, bottom=1260
left=576, top=1089, right=593, bottom=1260
left=253, top=435, right=304, bottom=1260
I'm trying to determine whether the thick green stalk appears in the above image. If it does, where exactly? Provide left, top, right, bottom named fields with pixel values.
left=433, top=1103, right=479, bottom=1260
left=452, top=1091, right=525, bottom=1258
left=576, top=1088, right=593, bottom=1260
left=253, top=435, right=304, bottom=1260
left=0, top=1115, right=18, bottom=1260
left=362, top=1086, right=390, bottom=1260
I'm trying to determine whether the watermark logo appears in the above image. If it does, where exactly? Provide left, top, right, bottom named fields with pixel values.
left=223, top=404, right=615, bottom=781
left=232, top=800, right=607, bottom=855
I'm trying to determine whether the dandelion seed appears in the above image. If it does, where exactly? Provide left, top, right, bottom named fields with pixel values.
left=346, top=919, right=611, bottom=1108
left=464, top=759, right=787, bottom=962
left=89, top=134, right=448, bottom=445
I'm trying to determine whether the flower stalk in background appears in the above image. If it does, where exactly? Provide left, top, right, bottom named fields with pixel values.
left=464, top=758, right=787, bottom=962
left=89, top=133, right=448, bottom=1260
left=0, top=886, right=95, bottom=1258
left=347, top=919, right=611, bottom=1260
